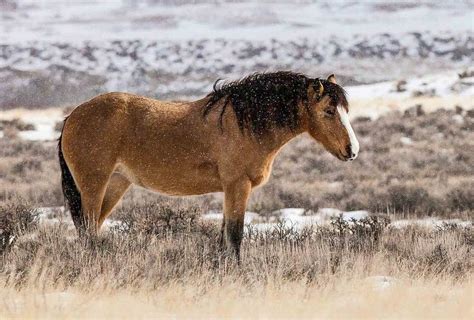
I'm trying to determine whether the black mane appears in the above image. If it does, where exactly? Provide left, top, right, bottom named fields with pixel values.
left=203, top=71, right=348, bottom=136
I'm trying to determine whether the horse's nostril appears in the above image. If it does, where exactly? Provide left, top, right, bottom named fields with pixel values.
left=345, top=145, right=352, bottom=157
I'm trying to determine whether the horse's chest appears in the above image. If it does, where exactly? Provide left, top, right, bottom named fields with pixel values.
left=247, top=159, right=274, bottom=188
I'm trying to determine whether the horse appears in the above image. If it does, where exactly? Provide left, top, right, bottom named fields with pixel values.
left=58, top=71, right=359, bottom=260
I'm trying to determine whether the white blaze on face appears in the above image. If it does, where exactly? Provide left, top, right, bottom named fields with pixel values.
left=337, top=105, right=359, bottom=159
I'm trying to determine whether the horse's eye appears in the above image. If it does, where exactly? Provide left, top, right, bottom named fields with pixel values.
left=325, top=109, right=336, bottom=117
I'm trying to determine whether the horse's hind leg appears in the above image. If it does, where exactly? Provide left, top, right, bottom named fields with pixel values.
left=98, top=173, right=131, bottom=228
left=78, top=172, right=113, bottom=235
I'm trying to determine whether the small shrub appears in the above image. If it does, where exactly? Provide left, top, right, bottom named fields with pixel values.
left=446, top=183, right=474, bottom=211
left=0, top=202, right=38, bottom=252
left=11, top=158, right=42, bottom=176
left=0, top=119, right=35, bottom=131
left=395, top=80, right=407, bottom=92
left=371, top=185, right=442, bottom=214
left=113, top=202, right=201, bottom=236
left=330, top=215, right=390, bottom=252
left=403, top=104, right=425, bottom=117
left=458, top=69, right=474, bottom=79
left=424, top=244, right=449, bottom=274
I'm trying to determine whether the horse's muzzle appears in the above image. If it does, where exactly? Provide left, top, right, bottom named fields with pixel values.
left=345, top=144, right=358, bottom=161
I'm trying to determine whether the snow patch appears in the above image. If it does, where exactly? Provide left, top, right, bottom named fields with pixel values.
left=102, top=219, right=124, bottom=231
left=1, top=1, right=472, bottom=43
left=400, top=137, right=413, bottom=145
left=0, top=108, right=62, bottom=141
left=452, top=114, right=464, bottom=124
left=202, top=207, right=370, bottom=230
left=34, top=206, right=473, bottom=233
left=390, top=218, right=472, bottom=229
left=202, top=210, right=260, bottom=224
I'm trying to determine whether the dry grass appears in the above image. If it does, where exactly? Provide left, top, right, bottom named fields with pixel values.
left=1, top=202, right=473, bottom=319
left=1, top=279, right=472, bottom=319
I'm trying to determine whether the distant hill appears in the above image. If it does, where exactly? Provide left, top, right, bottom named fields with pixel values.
left=0, top=1, right=472, bottom=108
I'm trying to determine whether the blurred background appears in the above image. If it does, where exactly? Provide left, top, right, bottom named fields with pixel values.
left=0, top=0, right=473, bottom=220
left=0, top=0, right=472, bottom=107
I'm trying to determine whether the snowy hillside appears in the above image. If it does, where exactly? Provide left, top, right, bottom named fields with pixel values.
left=0, top=1, right=472, bottom=108
left=1, top=32, right=472, bottom=108
left=1, top=1, right=473, bottom=43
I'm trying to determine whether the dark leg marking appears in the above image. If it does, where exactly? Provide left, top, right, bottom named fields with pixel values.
left=225, top=218, right=244, bottom=263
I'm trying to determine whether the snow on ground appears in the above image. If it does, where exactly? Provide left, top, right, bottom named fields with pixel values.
left=346, top=72, right=474, bottom=100
left=0, top=1, right=472, bottom=108
left=0, top=108, right=62, bottom=141
left=201, top=207, right=472, bottom=231
left=36, top=206, right=73, bottom=229
left=345, top=70, right=474, bottom=119
left=204, top=210, right=260, bottom=224
left=36, top=206, right=123, bottom=231
left=31, top=206, right=472, bottom=235
left=390, top=218, right=473, bottom=229
left=1, top=32, right=471, bottom=108
left=400, top=137, right=413, bottom=145
left=18, top=121, right=57, bottom=141
left=1, top=1, right=472, bottom=43
left=203, top=207, right=367, bottom=230
left=345, top=69, right=474, bottom=118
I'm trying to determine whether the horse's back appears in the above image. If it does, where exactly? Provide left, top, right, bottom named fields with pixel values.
left=60, top=92, right=223, bottom=194
left=62, top=91, right=180, bottom=141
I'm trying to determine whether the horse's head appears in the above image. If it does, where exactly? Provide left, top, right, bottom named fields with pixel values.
left=306, top=75, right=359, bottom=161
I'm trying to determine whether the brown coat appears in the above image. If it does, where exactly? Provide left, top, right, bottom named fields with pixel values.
left=58, top=73, right=359, bottom=260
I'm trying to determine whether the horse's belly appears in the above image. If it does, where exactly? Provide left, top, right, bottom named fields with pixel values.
left=116, top=162, right=223, bottom=196
left=145, top=174, right=223, bottom=196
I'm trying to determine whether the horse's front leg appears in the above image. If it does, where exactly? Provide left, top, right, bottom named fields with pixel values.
left=222, top=178, right=252, bottom=262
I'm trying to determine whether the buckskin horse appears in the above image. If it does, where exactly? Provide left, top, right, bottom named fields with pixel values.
left=58, top=71, right=359, bottom=260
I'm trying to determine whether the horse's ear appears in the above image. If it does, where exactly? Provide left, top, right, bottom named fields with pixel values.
left=317, top=80, right=324, bottom=97
left=327, top=74, right=337, bottom=84
left=308, top=80, right=324, bottom=100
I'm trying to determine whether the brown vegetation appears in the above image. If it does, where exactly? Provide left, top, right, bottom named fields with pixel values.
left=0, top=201, right=472, bottom=318
left=1, top=107, right=473, bottom=218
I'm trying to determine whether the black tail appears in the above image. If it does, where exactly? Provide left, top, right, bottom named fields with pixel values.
left=58, top=119, right=83, bottom=230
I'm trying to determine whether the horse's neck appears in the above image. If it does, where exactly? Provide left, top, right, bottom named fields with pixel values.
left=260, top=127, right=304, bottom=155
left=262, top=102, right=310, bottom=152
